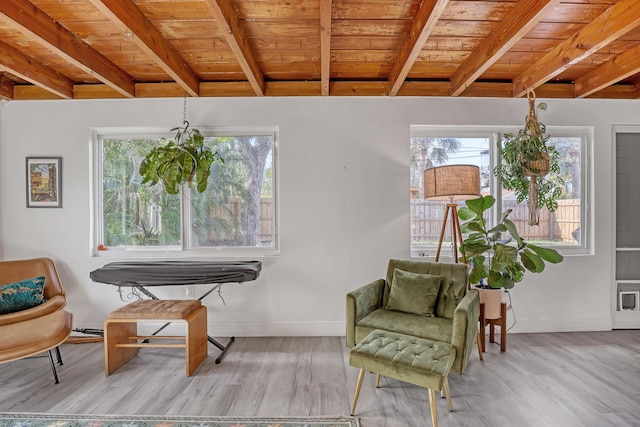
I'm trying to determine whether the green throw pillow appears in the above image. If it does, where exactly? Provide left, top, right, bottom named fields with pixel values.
left=0, top=276, right=47, bottom=315
left=386, top=269, right=442, bottom=317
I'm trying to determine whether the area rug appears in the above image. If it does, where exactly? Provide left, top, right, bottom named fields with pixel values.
left=0, top=413, right=359, bottom=427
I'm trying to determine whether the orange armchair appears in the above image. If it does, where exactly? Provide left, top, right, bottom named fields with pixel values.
left=0, top=258, right=73, bottom=383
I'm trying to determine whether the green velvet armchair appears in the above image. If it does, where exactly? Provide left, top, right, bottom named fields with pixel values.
left=346, top=259, right=480, bottom=375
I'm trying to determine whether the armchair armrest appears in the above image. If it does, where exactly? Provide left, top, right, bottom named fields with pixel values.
left=346, top=279, right=385, bottom=347
left=450, top=289, right=480, bottom=375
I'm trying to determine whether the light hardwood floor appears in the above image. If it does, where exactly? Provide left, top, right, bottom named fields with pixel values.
left=1, top=331, right=640, bottom=427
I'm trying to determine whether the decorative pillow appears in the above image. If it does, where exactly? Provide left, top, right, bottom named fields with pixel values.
left=0, top=276, right=47, bottom=315
left=385, top=269, right=442, bottom=317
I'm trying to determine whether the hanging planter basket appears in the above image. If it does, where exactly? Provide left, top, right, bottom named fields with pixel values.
left=493, top=90, right=564, bottom=226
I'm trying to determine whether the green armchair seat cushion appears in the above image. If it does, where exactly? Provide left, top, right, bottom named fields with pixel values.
left=355, top=308, right=453, bottom=344
left=346, top=259, right=480, bottom=375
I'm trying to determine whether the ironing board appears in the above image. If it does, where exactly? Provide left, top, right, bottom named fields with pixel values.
left=89, top=260, right=261, bottom=363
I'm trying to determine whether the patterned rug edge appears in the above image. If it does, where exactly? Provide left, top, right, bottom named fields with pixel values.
left=0, top=413, right=359, bottom=427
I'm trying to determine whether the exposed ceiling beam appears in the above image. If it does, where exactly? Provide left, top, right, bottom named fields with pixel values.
left=203, top=0, right=265, bottom=96
left=389, top=0, right=449, bottom=96
left=513, top=0, right=640, bottom=98
left=575, top=44, right=640, bottom=98
left=0, top=40, right=74, bottom=99
left=450, top=0, right=560, bottom=97
left=88, top=0, right=200, bottom=97
left=320, top=0, right=332, bottom=96
left=0, top=0, right=135, bottom=98
left=0, top=76, right=15, bottom=100
left=388, top=0, right=449, bottom=96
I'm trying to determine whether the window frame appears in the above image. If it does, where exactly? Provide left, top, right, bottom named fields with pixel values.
left=410, top=125, right=592, bottom=258
left=91, top=126, right=279, bottom=258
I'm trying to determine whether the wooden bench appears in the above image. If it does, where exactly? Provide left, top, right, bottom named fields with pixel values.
left=349, top=329, right=456, bottom=427
left=104, top=299, right=207, bottom=376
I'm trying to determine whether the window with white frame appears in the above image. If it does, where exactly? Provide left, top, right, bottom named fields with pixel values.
left=93, top=127, right=278, bottom=256
left=410, top=126, right=590, bottom=257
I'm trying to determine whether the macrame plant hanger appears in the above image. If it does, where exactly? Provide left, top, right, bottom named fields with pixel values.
left=524, top=89, right=549, bottom=226
left=181, top=94, right=189, bottom=142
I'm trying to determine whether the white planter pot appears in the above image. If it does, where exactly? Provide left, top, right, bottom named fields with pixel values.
left=476, top=286, right=504, bottom=320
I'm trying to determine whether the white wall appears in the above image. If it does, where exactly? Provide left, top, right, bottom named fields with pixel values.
left=0, top=95, right=629, bottom=336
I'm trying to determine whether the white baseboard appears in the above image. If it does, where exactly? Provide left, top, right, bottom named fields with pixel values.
left=507, top=317, right=613, bottom=333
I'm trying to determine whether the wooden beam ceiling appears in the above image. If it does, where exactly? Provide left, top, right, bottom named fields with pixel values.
left=0, top=40, right=74, bottom=99
left=87, top=0, right=200, bottom=97
left=575, top=44, right=640, bottom=98
left=388, top=0, right=449, bottom=96
left=203, top=0, right=265, bottom=96
left=513, top=0, right=640, bottom=98
left=0, top=0, right=135, bottom=98
left=1, top=0, right=640, bottom=100
left=450, top=0, right=561, bottom=97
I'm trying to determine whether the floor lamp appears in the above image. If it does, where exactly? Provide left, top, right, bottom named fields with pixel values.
left=424, top=165, right=481, bottom=263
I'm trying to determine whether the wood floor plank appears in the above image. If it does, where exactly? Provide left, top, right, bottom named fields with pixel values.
left=1, top=331, right=639, bottom=427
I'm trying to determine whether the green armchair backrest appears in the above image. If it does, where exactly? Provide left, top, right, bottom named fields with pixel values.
left=384, top=259, right=469, bottom=319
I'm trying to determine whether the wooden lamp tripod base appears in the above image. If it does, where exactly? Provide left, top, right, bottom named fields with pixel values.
left=434, top=203, right=465, bottom=264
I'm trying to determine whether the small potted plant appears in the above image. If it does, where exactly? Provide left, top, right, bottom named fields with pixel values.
left=458, top=194, right=563, bottom=318
left=139, top=121, right=223, bottom=195
left=493, top=90, right=563, bottom=226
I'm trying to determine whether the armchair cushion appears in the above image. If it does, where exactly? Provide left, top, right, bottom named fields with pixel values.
left=385, top=269, right=441, bottom=317
left=0, top=276, right=46, bottom=314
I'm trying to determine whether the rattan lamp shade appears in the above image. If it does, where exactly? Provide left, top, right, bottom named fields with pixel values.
left=424, top=165, right=481, bottom=201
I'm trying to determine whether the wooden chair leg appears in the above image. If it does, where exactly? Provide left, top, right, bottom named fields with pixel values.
left=428, top=388, right=438, bottom=427
left=351, top=369, right=365, bottom=415
left=476, top=332, right=484, bottom=360
left=443, top=377, right=453, bottom=412
left=375, top=373, right=381, bottom=388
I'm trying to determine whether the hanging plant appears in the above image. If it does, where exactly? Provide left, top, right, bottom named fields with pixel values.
left=139, top=121, right=223, bottom=195
left=493, top=90, right=563, bottom=226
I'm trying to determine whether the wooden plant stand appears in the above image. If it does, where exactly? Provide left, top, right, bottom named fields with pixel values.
left=479, top=302, right=507, bottom=352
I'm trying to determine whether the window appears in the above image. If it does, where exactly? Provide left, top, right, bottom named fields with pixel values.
left=410, top=126, right=590, bottom=257
left=93, top=127, right=278, bottom=256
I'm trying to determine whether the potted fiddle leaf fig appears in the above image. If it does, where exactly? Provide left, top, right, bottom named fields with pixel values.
left=493, top=90, right=563, bottom=226
left=139, top=121, right=223, bottom=195
left=459, top=194, right=564, bottom=318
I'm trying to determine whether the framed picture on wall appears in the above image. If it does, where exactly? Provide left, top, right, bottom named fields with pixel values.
left=26, top=157, right=62, bottom=208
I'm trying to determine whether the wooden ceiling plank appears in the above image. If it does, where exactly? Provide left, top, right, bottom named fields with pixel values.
left=513, top=0, right=640, bottom=98
left=203, top=0, right=265, bottom=96
left=331, top=81, right=390, bottom=96
left=575, top=44, right=640, bottom=98
left=450, top=0, right=561, bottom=96
left=13, top=85, right=63, bottom=100
left=320, top=0, right=332, bottom=96
left=388, top=0, right=450, bottom=96
left=0, top=0, right=135, bottom=98
left=88, top=0, right=200, bottom=97
left=0, top=40, right=74, bottom=99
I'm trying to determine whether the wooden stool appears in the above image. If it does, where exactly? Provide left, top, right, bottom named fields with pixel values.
left=479, top=302, right=507, bottom=352
left=104, top=299, right=208, bottom=376
left=349, top=330, right=456, bottom=427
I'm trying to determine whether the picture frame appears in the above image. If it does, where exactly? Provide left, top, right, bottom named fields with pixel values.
left=26, top=157, right=62, bottom=208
